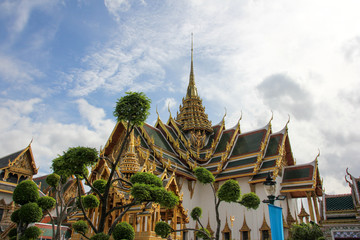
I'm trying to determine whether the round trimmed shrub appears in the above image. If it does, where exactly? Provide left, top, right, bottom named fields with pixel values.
left=90, top=232, right=110, bottom=240
left=10, top=209, right=20, bottom=224
left=72, top=220, right=88, bottom=234
left=158, top=190, right=179, bottom=209
left=217, top=179, right=240, bottom=202
left=193, top=167, right=215, bottom=184
left=239, top=192, right=260, bottom=209
left=191, top=207, right=202, bottom=220
left=130, top=172, right=162, bottom=187
left=13, top=180, right=39, bottom=205
left=37, top=196, right=56, bottom=210
left=131, top=183, right=152, bottom=202
left=19, top=202, right=42, bottom=223
left=155, top=221, right=172, bottom=238
left=83, top=195, right=100, bottom=209
left=46, top=173, right=60, bottom=187
left=93, top=179, right=107, bottom=194
left=24, top=226, right=42, bottom=239
left=112, top=222, right=135, bottom=240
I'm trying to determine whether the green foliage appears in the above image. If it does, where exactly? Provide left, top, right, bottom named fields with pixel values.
left=72, top=220, right=88, bottom=235
left=52, top=147, right=98, bottom=178
left=193, top=167, right=215, bottom=184
left=112, top=222, right=135, bottom=240
left=191, top=207, right=202, bottom=220
left=19, top=202, right=43, bottom=223
left=24, top=226, right=42, bottom=240
left=46, top=173, right=60, bottom=187
left=130, top=183, right=179, bottom=209
left=83, top=195, right=100, bottom=209
left=131, top=183, right=152, bottom=202
left=239, top=192, right=260, bottom=209
left=90, top=232, right=110, bottom=240
left=154, top=221, right=172, bottom=238
left=13, top=180, right=39, bottom=205
left=217, top=179, right=240, bottom=202
left=130, top=172, right=162, bottom=187
left=8, top=228, right=17, bottom=238
left=93, top=179, right=107, bottom=194
left=113, top=92, right=151, bottom=126
left=196, top=228, right=210, bottom=239
left=37, top=196, right=56, bottom=210
left=11, top=209, right=20, bottom=224
left=289, top=222, right=323, bottom=240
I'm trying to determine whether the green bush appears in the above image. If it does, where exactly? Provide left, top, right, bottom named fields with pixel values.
left=191, top=207, right=202, bottom=220
left=46, top=173, right=60, bottom=187
left=83, top=195, right=100, bottom=209
left=13, top=180, right=39, bottom=205
left=90, top=232, right=110, bottom=240
left=154, top=221, right=172, bottom=238
left=289, top=222, right=323, bottom=240
left=130, top=172, right=162, bottom=187
left=72, top=220, right=88, bottom=234
left=37, top=196, right=56, bottom=210
left=24, top=226, right=42, bottom=239
left=158, top=190, right=179, bottom=209
left=112, top=222, right=135, bottom=240
left=217, top=179, right=240, bottom=202
left=193, top=167, right=215, bottom=184
left=113, top=92, right=151, bottom=126
left=19, top=202, right=43, bottom=223
left=93, top=179, right=107, bottom=194
left=239, top=192, right=260, bottom=209
left=10, top=209, right=20, bottom=224
left=131, top=183, right=152, bottom=202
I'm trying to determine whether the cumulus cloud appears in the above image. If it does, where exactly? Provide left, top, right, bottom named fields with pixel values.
left=256, top=73, right=314, bottom=120
left=0, top=98, right=115, bottom=175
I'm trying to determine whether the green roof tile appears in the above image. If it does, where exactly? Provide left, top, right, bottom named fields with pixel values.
left=215, top=130, right=234, bottom=153
left=265, top=135, right=282, bottom=157
left=230, top=130, right=266, bottom=157
left=216, top=168, right=253, bottom=178
left=261, top=160, right=276, bottom=169
left=283, top=166, right=313, bottom=182
left=326, top=195, right=354, bottom=211
left=226, top=157, right=257, bottom=168
left=143, top=124, right=174, bottom=153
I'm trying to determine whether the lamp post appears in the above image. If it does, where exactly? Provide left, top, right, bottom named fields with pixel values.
left=263, top=172, right=286, bottom=240
left=263, top=172, right=286, bottom=205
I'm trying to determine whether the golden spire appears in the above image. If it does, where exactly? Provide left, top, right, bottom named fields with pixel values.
left=176, top=34, right=212, bottom=135
left=186, top=33, right=198, bottom=99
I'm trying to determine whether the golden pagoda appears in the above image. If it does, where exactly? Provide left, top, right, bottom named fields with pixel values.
left=120, top=130, right=140, bottom=179
left=176, top=35, right=212, bottom=149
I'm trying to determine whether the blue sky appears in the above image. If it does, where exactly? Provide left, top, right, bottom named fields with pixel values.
left=1, top=0, right=360, bottom=194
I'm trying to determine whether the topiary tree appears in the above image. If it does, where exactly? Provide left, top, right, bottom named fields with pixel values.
left=51, top=92, right=179, bottom=239
left=155, top=167, right=260, bottom=240
left=41, top=173, right=81, bottom=240
left=11, top=180, right=56, bottom=239
left=289, top=222, right=324, bottom=240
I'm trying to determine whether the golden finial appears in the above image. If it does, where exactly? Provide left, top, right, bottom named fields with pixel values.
left=168, top=102, right=172, bottom=118
left=286, top=114, right=291, bottom=126
left=269, top=110, right=274, bottom=123
left=317, top=148, right=320, bottom=158
left=29, top=138, right=33, bottom=146
left=156, top=105, right=160, bottom=120
left=223, top=107, right=227, bottom=121
left=230, top=216, right=235, bottom=228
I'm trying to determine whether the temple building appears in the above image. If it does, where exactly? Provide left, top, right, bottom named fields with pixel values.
left=75, top=41, right=324, bottom=240
left=319, top=169, right=360, bottom=239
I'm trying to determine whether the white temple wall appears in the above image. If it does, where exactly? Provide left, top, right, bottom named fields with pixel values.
left=180, top=174, right=297, bottom=240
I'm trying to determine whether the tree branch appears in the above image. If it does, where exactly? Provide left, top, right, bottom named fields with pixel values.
left=107, top=199, right=137, bottom=235
left=76, top=177, right=98, bottom=233
left=82, top=174, right=103, bottom=199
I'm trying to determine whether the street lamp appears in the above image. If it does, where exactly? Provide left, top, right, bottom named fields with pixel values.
left=263, top=172, right=286, bottom=205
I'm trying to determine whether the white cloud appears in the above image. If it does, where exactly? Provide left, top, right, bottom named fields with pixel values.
left=0, top=98, right=115, bottom=175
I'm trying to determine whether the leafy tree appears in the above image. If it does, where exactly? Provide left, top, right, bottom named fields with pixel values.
left=289, top=222, right=324, bottom=240
left=11, top=180, right=56, bottom=239
left=51, top=92, right=179, bottom=238
left=42, top=173, right=81, bottom=240
left=155, top=167, right=261, bottom=240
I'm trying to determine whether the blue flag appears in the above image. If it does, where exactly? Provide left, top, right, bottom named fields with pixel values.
left=268, top=205, right=284, bottom=240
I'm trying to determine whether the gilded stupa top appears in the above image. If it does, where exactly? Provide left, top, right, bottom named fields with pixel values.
left=176, top=35, right=213, bottom=135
